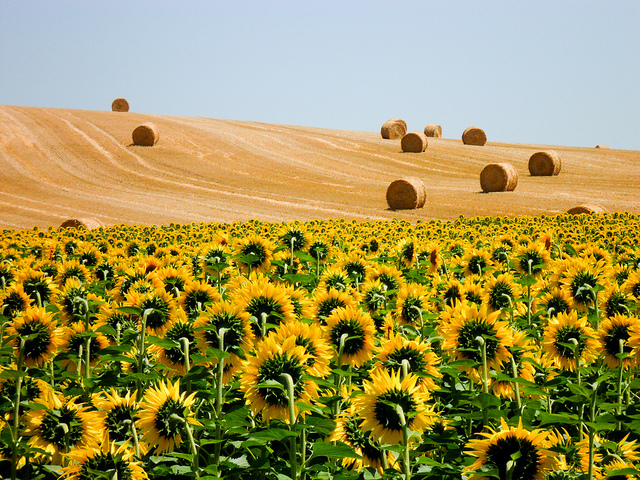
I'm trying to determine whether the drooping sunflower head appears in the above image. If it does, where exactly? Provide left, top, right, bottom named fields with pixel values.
left=312, top=287, right=359, bottom=324
left=240, top=335, right=317, bottom=423
left=541, top=310, right=598, bottom=371
left=55, top=259, right=92, bottom=287
left=547, top=429, right=599, bottom=475
left=136, top=379, right=198, bottom=454
left=462, top=249, right=493, bottom=277
left=598, top=314, right=640, bottom=369
left=150, top=313, right=199, bottom=376
left=492, top=330, right=538, bottom=399
left=271, top=320, right=332, bottom=378
left=536, top=287, right=572, bottom=320
left=367, top=264, right=405, bottom=298
left=59, top=321, right=110, bottom=367
left=55, top=278, right=93, bottom=325
left=278, top=225, right=309, bottom=252
left=514, top=242, right=551, bottom=277
left=622, top=270, right=640, bottom=301
left=234, top=235, right=275, bottom=275
left=60, top=440, right=148, bottom=480
left=482, top=273, right=519, bottom=315
left=94, top=388, right=140, bottom=445
left=396, top=238, right=416, bottom=268
left=465, top=418, right=556, bottom=480
left=17, top=268, right=57, bottom=306
left=318, top=266, right=351, bottom=293
left=336, top=253, right=371, bottom=287
left=325, top=306, right=376, bottom=367
left=127, top=287, right=178, bottom=335
left=355, top=368, right=434, bottom=445
left=5, top=306, right=63, bottom=367
left=179, top=280, right=222, bottom=320
left=0, top=283, right=33, bottom=318
left=395, top=283, right=431, bottom=325
left=601, top=285, right=633, bottom=318
left=560, top=258, right=612, bottom=311
left=153, top=265, right=192, bottom=298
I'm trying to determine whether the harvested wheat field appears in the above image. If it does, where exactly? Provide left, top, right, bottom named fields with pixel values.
left=0, top=105, right=638, bottom=230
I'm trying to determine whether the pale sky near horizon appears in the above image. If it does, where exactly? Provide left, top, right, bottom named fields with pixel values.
left=2, top=1, right=639, bottom=150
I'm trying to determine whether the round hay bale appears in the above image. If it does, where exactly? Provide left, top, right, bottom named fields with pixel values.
left=381, top=118, right=407, bottom=139
left=480, top=163, right=518, bottom=192
left=59, top=218, right=103, bottom=230
left=595, top=145, right=610, bottom=149
left=566, top=204, right=608, bottom=215
left=423, top=124, right=442, bottom=138
left=528, top=150, right=561, bottom=176
left=111, top=98, right=130, bottom=112
left=401, top=131, right=428, bottom=153
left=386, top=177, right=426, bottom=210
left=462, top=126, right=487, bottom=146
left=132, top=123, right=159, bottom=146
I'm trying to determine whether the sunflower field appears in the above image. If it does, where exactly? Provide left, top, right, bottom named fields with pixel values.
left=2, top=214, right=640, bottom=480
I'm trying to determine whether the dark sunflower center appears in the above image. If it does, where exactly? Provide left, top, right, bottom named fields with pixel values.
left=309, top=242, right=329, bottom=261
left=632, top=283, right=640, bottom=298
left=22, top=278, right=53, bottom=303
left=164, top=323, right=198, bottom=363
left=79, top=252, right=98, bottom=267
left=343, top=415, right=383, bottom=463
left=240, top=242, right=267, bottom=265
left=443, top=285, right=463, bottom=308
left=154, top=398, right=186, bottom=439
left=256, top=353, right=305, bottom=407
left=163, top=276, right=186, bottom=294
left=401, top=243, right=415, bottom=262
left=246, top=296, right=285, bottom=336
left=204, top=311, right=246, bottom=352
left=377, top=274, right=399, bottom=295
left=344, top=262, right=367, bottom=284
left=280, top=230, right=307, bottom=251
left=386, top=346, right=427, bottom=375
left=457, top=320, right=500, bottom=362
left=401, top=296, right=423, bottom=323
left=184, top=290, right=216, bottom=319
left=39, top=406, right=84, bottom=448
left=4, top=291, right=30, bottom=318
left=330, top=319, right=365, bottom=356
left=61, top=267, right=86, bottom=284
left=518, top=251, right=545, bottom=275
left=295, top=335, right=317, bottom=366
left=18, top=321, right=51, bottom=361
left=485, top=435, right=541, bottom=480
left=489, top=282, right=513, bottom=311
left=140, top=296, right=171, bottom=330
left=554, top=325, right=587, bottom=358
left=603, top=324, right=632, bottom=357
left=546, top=296, right=569, bottom=316
left=78, top=452, right=134, bottom=480
left=106, top=404, right=138, bottom=442
left=373, top=389, right=417, bottom=431
left=604, top=293, right=629, bottom=317
left=316, top=297, right=347, bottom=321
left=570, top=272, right=598, bottom=304
left=325, top=275, right=349, bottom=292
left=467, top=256, right=487, bottom=275
left=465, top=290, right=484, bottom=306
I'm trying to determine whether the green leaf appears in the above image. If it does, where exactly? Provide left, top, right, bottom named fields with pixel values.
left=310, top=441, right=361, bottom=460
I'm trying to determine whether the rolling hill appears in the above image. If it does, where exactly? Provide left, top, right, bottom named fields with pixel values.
left=1, top=105, right=638, bottom=230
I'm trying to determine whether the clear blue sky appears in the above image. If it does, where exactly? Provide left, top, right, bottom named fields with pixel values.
left=2, top=1, right=639, bottom=150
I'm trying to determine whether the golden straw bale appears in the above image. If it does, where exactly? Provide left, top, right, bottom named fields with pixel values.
left=423, top=124, right=442, bottom=137
left=462, top=126, right=487, bottom=146
left=59, top=218, right=103, bottom=230
left=566, top=204, right=608, bottom=215
left=132, top=123, right=159, bottom=146
left=401, top=131, right=428, bottom=153
left=111, top=98, right=130, bottom=112
left=381, top=118, right=407, bottom=139
left=528, top=150, right=561, bottom=176
left=595, top=145, right=610, bottom=149
left=480, top=163, right=518, bottom=192
left=386, top=177, right=426, bottom=210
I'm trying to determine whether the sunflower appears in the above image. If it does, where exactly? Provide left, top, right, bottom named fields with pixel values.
left=439, top=302, right=513, bottom=372
left=601, top=459, right=639, bottom=480
left=317, top=266, right=351, bottom=293
left=56, top=278, right=104, bottom=325
left=153, top=265, right=192, bottom=297
left=601, top=284, right=633, bottom=318
left=464, top=417, right=556, bottom=480
left=282, top=284, right=314, bottom=321
left=179, top=280, right=222, bottom=320
left=59, top=322, right=110, bottom=368
left=4, top=306, right=64, bottom=367
left=55, top=259, right=92, bottom=286
left=598, top=314, right=640, bottom=369
left=541, top=310, right=598, bottom=371
left=96, top=302, right=139, bottom=345
left=535, top=287, right=571, bottom=319
left=367, top=264, right=405, bottom=298
left=360, top=279, right=389, bottom=317
left=376, top=333, right=441, bottom=391
left=136, top=379, right=199, bottom=454
left=234, top=235, right=274, bottom=275
left=150, top=312, right=200, bottom=376
left=110, top=268, right=164, bottom=302
left=463, top=277, right=486, bottom=307
left=278, top=225, right=309, bottom=252
left=194, top=300, right=254, bottom=382
left=337, top=253, right=371, bottom=287
left=0, top=365, right=53, bottom=415
left=491, top=330, right=538, bottom=399
left=0, top=283, right=33, bottom=318
left=325, top=306, right=376, bottom=367
left=418, top=242, right=444, bottom=275
left=461, top=249, right=493, bottom=277
left=560, top=258, right=612, bottom=312
left=59, top=440, right=148, bottom=480
left=75, top=243, right=103, bottom=269
left=482, top=273, right=519, bottom=315
left=547, top=429, right=600, bottom=476
left=308, top=238, right=331, bottom=263
left=271, top=320, right=332, bottom=378
left=17, top=268, right=57, bottom=306
left=93, top=388, right=141, bottom=445
left=440, top=279, right=466, bottom=309
left=23, top=392, right=104, bottom=464
left=234, top=276, right=295, bottom=337
left=126, top=287, right=178, bottom=336
left=240, top=335, right=318, bottom=423
left=312, top=287, right=360, bottom=323
left=355, top=368, right=434, bottom=445
left=328, top=403, right=392, bottom=473
left=513, top=242, right=551, bottom=277
left=622, top=270, right=640, bottom=301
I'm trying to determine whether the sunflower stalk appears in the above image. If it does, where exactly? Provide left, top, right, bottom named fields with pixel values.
left=617, top=338, right=625, bottom=427
left=334, top=333, right=349, bottom=416
left=170, top=414, right=200, bottom=478
left=510, top=356, right=522, bottom=413
left=477, top=335, right=490, bottom=427
left=587, top=380, right=599, bottom=480
left=136, top=308, right=153, bottom=401
left=180, top=337, right=191, bottom=393
left=395, top=404, right=411, bottom=480
left=10, top=338, right=25, bottom=480
left=401, top=358, right=411, bottom=380
left=214, top=328, right=227, bottom=467
left=410, top=305, right=424, bottom=341
left=526, top=259, right=533, bottom=329
left=279, top=373, right=299, bottom=480
left=75, top=296, right=92, bottom=380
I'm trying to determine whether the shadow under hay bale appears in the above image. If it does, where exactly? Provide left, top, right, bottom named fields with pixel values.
left=401, top=131, right=428, bottom=152
left=111, top=98, right=130, bottom=112
left=480, top=163, right=518, bottom=192
left=381, top=118, right=407, bottom=139
left=462, top=126, right=487, bottom=146
left=386, top=177, right=426, bottom=210
left=132, top=123, right=159, bottom=146
left=529, top=150, right=561, bottom=176
left=595, top=145, right=610, bottom=149
left=423, top=124, right=442, bottom=138
left=566, top=204, right=608, bottom=215
left=59, top=218, right=103, bottom=230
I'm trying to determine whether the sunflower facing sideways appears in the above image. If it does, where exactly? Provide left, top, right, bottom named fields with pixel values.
left=271, top=320, right=332, bottom=378
left=59, top=439, right=148, bottom=480
left=136, top=379, right=199, bottom=454
left=240, top=335, right=319, bottom=423
left=4, top=306, right=64, bottom=367
left=464, top=417, right=556, bottom=480
left=355, top=367, right=435, bottom=445
left=93, top=388, right=141, bottom=445
left=541, top=310, right=598, bottom=372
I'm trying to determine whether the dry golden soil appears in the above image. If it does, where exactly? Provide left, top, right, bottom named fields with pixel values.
left=1, top=105, right=638, bottom=230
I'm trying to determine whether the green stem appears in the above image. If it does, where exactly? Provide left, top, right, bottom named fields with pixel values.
left=214, top=328, right=227, bottom=468
left=510, top=356, right=522, bottom=413
left=170, top=414, right=199, bottom=478
left=396, top=405, right=411, bottom=480
left=180, top=337, right=191, bottom=393
left=10, top=339, right=25, bottom=480
left=617, top=338, right=625, bottom=428
left=401, top=359, right=410, bottom=380
left=136, top=308, right=152, bottom=401
left=334, top=333, right=349, bottom=416
left=280, top=373, right=298, bottom=480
